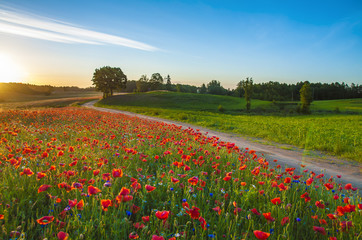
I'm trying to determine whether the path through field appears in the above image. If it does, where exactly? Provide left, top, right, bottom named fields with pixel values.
left=84, top=100, right=362, bottom=189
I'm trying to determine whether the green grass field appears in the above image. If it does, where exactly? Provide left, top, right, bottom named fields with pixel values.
left=96, top=92, right=362, bottom=162
left=0, top=89, right=102, bottom=110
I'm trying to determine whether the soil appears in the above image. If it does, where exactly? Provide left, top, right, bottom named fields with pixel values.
left=84, top=100, right=362, bottom=190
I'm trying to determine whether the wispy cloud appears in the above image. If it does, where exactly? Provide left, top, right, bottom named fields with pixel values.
left=0, top=6, right=157, bottom=51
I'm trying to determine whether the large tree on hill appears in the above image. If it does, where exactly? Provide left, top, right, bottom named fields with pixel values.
left=241, top=77, right=253, bottom=111
left=300, top=81, right=313, bottom=114
left=149, top=73, right=163, bottom=90
left=92, top=66, right=127, bottom=98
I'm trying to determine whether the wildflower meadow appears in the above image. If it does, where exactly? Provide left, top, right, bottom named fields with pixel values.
left=0, top=108, right=360, bottom=240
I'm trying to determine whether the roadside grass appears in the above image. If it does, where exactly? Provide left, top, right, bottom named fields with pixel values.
left=96, top=92, right=362, bottom=162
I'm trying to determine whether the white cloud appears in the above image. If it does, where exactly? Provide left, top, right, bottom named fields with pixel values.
left=0, top=7, right=157, bottom=51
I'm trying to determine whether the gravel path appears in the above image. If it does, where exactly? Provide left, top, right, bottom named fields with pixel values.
left=84, top=100, right=362, bottom=190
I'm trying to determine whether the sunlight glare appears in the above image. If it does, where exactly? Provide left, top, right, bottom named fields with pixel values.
left=0, top=54, right=26, bottom=83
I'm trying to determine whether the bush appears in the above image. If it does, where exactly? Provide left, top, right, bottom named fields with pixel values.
left=218, top=104, right=225, bottom=112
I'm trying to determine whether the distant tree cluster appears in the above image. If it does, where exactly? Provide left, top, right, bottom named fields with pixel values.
left=92, top=66, right=361, bottom=101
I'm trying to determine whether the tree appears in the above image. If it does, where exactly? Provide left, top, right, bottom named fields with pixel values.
left=241, top=77, right=253, bottom=111
left=300, top=81, right=313, bottom=114
left=199, top=84, right=207, bottom=94
left=165, top=75, right=172, bottom=91
left=92, top=66, right=127, bottom=98
left=207, top=80, right=225, bottom=95
left=136, top=75, right=149, bottom=92
left=235, top=81, right=244, bottom=97
left=149, top=73, right=163, bottom=90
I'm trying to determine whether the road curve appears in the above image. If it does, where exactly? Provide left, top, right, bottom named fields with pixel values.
left=84, top=100, right=362, bottom=190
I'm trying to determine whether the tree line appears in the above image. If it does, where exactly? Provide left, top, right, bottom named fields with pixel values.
left=92, top=66, right=361, bottom=100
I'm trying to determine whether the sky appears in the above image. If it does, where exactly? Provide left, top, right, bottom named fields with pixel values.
left=0, top=0, right=361, bottom=89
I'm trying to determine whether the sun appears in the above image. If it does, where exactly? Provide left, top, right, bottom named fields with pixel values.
left=0, top=54, right=27, bottom=83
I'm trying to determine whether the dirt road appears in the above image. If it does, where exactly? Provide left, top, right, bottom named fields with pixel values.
left=84, top=100, right=362, bottom=190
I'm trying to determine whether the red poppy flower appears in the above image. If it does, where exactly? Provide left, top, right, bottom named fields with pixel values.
left=340, top=221, right=353, bottom=232
left=145, top=185, right=156, bottom=192
left=186, top=206, right=200, bottom=219
left=171, top=177, right=179, bottom=183
left=142, top=216, right=150, bottom=223
left=20, top=168, right=34, bottom=176
left=68, top=199, right=77, bottom=208
left=306, top=178, right=314, bottom=186
left=128, top=232, right=139, bottom=239
left=284, top=177, right=291, bottom=183
left=112, top=168, right=123, bottom=178
left=271, top=197, right=281, bottom=205
left=155, top=210, right=169, bottom=220
left=188, top=177, right=199, bottom=185
left=281, top=216, right=289, bottom=226
left=133, top=222, right=145, bottom=229
left=315, top=201, right=325, bottom=209
left=152, top=235, right=165, bottom=240
left=253, top=230, right=270, bottom=239
left=57, top=231, right=69, bottom=240
left=250, top=208, right=261, bottom=215
left=324, top=183, right=334, bottom=190
left=88, top=186, right=101, bottom=195
left=101, top=199, right=112, bottom=211
left=36, top=172, right=46, bottom=180
left=239, top=164, right=247, bottom=170
left=262, top=212, right=275, bottom=223
left=344, top=183, right=352, bottom=190
left=116, top=194, right=133, bottom=203
left=313, top=226, right=326, bottom=235
left=38, top=185, right=52, bottom=193
left=301, top=192, right=311, bottom=202
left=37, top=216, right=54, bottom=225
left=278, top=183, right=288, bottom=191
left=199, top=216, right=207, bottom=230
left=327, top=214, right=337, bottom=220
left=212, top=206, right=221, bottom=215
left=129, top=232, right=139, bottom=239
left=77, top=199, right=84, bottom=210
left=0, top=215, right=4, bottom=220
left=119, top=187, right=131, bottom=195
left=93, top=169, right=100, bottom=176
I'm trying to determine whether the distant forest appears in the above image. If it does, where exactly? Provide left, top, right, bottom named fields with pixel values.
left=1, top=79, right=361, bottom=101
left=0, top=82, right=95, bottom=96
left=124, top=78, right=362, bottom=101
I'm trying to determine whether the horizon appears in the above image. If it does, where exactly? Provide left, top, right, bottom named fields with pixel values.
left=0, top=1, right=361, bottom=89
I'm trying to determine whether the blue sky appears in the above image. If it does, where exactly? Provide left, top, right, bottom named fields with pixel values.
left=0, top=0, right=361, bottom=88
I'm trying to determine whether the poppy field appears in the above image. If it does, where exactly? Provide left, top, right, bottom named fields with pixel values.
left=0, top=108, right=361, bottom=240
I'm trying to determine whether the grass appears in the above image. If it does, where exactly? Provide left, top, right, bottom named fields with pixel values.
left=96, top=92, right=362, bottom=162
left=0, top=108, right=360, bottom=239
left=311, top=99, right=362, bottom=113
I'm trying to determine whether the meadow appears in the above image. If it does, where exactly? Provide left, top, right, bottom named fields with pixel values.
left=0, top=107, right=360, bottom=239
left=96, top=92, right=362, bottom=162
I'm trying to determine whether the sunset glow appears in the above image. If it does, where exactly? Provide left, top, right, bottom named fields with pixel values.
left=0, top=53, right=27, bottom=83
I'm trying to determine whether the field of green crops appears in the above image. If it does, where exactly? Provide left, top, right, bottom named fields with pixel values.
left=96, top=92, right=362, bottom=162
left=0, top=107, right=361, bottom=239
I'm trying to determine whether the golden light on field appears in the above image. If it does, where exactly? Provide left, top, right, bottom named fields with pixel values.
left=0, top=54, right=27, bottom=83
